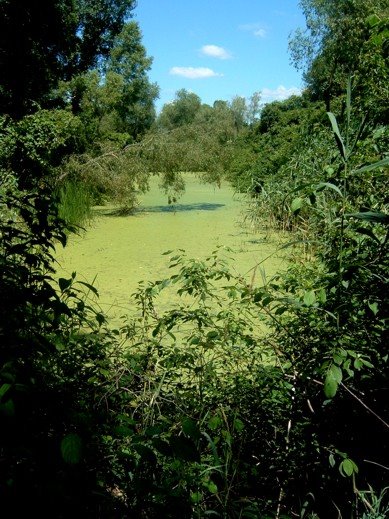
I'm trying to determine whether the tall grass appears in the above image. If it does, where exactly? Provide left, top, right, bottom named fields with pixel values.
left=57, top=180, right=93, bottom=228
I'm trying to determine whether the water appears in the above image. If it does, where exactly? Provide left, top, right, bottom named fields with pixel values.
left=55, top=174, right=285, bottom=318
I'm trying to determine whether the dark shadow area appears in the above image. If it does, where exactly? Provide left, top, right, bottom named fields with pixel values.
left=246, top=238, right=270, bottom=244
left=141, top=202, right=225, bottom=213
left=94, top=202, right=226, bottom=217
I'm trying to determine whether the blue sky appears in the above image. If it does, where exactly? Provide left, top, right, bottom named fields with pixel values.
left=134, top=0, right=307, bottom=111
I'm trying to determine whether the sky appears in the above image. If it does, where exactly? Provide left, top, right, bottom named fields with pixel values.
left=134, top=0, right=307, bottom=111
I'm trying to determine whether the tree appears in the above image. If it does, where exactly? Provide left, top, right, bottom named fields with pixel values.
left=157, top=89, right=202, bottom=129
left=246, top=91, right=262, bottom=126
left=230, top=95, right=247, bottom=133
left=63, top=21, right=159, bottom=142
left=289, top=0, right=388, bottom=107
left=104, top=21, right=159, bottom=139
left=0, top=0, right=136, bottom=118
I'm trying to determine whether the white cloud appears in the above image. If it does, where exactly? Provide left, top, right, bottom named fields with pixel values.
left=201, top=44, right=232, bottom=60
left=239, top=23, right=267, bottom=38
left=261, top=85, right=302, bottom=102
left=169, top=67, right=223, bottom=79
left=253, top=28, right=266, bottom=38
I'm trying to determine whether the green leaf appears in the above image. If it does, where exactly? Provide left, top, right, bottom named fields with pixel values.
left=329, top=453, right=336, bottom=468
left=291, top=197, right=303, bottom=213
left=58, top=277, right=72, bottom=292
left=346, top=76, right=352, bottom=129
left=182, top=417, right=201, bottom=441
left=208, top=415, right=221, bottom=431
left=262, top=296, right=272, bottom=307
left=360, top=358, right=373, bottom=368
left=324, top=375, right=338, bottom=398
left=324, top=365, right=342, bottom=399
left=341, top=458, right=355, bottom=477
left=61, top=433, right=82, bottom=464
left=330, top=364, right=343, bottom=384
left=352, top=156, right=389, bottom=175
left=317, top=288, right=327, bottom=303
left=96, top=313, right=105, bottom=325
left=0, top=383, right=11, bottom=400
left=77, top=280, right=99, bottom=296
left=303, top=290, right=316, bottom=307
left=191, top=491, right=202, bottom=504
left=233, top=418, right=244, bottom=433
left=206, top=481, right=218, bottom=494
left=333, top=353, right=343, bottom=365
left=366, top=13, right=381, bottom=27
left=327, top=112, right=346, bottom=160
left=316, top=182, right=343, bottom=197
left=368, top=302, right=379, bottom=316
left=345, top=211, right=389, bottom=224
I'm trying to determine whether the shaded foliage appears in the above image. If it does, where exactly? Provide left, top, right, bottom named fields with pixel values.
left=0, top=0, right=136, bottom=118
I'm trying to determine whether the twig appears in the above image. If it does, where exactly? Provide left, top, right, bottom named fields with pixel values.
left=363, top=459, right=389, bottom=471
left=340, top=382, right=389, bottom=429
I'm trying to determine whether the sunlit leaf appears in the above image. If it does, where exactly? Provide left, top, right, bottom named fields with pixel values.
left=366, top=13, right=381, bottom=27
left=330, top=364, right=343, bottom=384
left=317, top=288, right=327, bottom=303
left=291, top=197, right=303, bottom=213
left=327, top=112, right=346, bottom=160
left=341, top=458, right=354, bottom=477
left=324, top=365, right=342, bottom=399
left=303, top=290, right=316, bottom=306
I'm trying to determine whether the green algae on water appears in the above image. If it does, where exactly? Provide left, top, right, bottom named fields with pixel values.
left=55, top=174, right=285, bottom=318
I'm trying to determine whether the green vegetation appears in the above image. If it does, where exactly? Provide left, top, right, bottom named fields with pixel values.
left=0, top=0, right=388, bottom=517
left=56, top=174, right=284, bottom=320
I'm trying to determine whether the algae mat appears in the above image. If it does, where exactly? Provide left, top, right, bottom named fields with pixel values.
left=55, top=174, right=285, bottom=318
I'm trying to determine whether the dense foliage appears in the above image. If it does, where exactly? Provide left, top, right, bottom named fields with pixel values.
left=0, top=0, right=388, bottom=517
left=0, top=0, right=137, bottom=118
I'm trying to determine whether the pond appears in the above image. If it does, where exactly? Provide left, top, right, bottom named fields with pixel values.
left=55, top=174, right=285, bottom=318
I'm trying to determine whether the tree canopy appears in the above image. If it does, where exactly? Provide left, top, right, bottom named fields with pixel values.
left=0, top=0, right=136, bottom=117
left=289, top=0, right=389, bottom=108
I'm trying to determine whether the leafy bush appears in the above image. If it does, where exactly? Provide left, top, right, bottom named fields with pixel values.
left=0, top=187, right=132, bottom=516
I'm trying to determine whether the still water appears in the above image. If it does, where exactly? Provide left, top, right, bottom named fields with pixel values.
left=56, top=174, right=285, bottom=318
